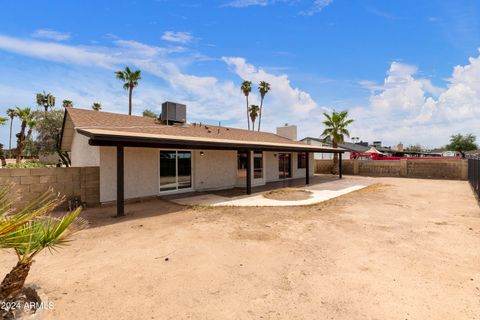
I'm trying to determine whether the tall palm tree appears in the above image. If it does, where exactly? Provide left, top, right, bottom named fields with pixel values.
left=320, top=110, right=354, bottom=174
left=62, top=100, right=73, bottom=108
left=241, top=81, right=252, bottom=130
left=257, top=81, right=270, bottom=131
left=15, top=107, right=32, bottom=164
left=6, top=108, right=17, bottom=157
left=92, top=102, right=102, bottom=111
left=115, top=67, right=141, bottom=115
left=249, top=105, right=260, bottom=131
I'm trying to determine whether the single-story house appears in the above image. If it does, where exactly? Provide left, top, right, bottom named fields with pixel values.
left=60, top=105, right=344, bottom=216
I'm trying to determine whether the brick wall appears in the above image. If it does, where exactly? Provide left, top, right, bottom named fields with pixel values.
left=0, top=167, right=100, bottom=208
left=315, top=159, right=467, bottom=180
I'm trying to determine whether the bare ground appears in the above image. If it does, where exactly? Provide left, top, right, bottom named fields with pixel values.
left=0, top=176, right=479, bottom=320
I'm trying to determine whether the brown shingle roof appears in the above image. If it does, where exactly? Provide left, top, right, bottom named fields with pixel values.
left=64, top=108, right=343, bottom=152
left=67, top=108, right=305, bottom=146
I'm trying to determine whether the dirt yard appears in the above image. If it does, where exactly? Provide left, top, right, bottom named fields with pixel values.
left=0, top=176, right=479, bottom=319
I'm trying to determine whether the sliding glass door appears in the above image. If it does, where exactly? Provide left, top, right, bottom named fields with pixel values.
left=160, top=150, right=192, bottom=192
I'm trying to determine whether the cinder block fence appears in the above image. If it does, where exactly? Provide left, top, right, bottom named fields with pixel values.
left=0, top=167, right=100, bottom=209
left=315, top=159, right=468, bottom=180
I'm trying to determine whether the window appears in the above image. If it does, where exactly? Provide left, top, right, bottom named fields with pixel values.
left=254, top=151, right=263, bottom=179
left=298, top=152, right=307, bottom=169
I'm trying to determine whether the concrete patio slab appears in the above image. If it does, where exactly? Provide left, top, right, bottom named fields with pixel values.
left=171, top=177, right=373, bottom=206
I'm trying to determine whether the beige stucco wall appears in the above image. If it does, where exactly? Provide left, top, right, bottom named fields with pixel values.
left=70, top=132, right=100, bottom=167
left=100, top=147, right=160, bottom=202
left=193, top=150, right=237, bottom=191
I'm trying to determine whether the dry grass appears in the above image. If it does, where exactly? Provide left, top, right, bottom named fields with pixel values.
left=263, top=188, right=313, bottom=201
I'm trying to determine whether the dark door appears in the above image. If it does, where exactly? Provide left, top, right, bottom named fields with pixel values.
left=278, top=153, right=291, bottom=179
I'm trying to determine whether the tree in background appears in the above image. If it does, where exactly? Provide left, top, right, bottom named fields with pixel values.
left=142, top=109, right=157, bottom=118
left=241, top=81, right=252, bottom=130
left=14, top=107, right=32, bottom=164
left=33, top=109, right=70, bottom=166
left=0, top=144, right=5, bottom=167
left=445, top=133, right=478, bottom=158
left=321, top=110, right=354, bottom=174
left=36, top=92, right=55, bottom=113
left=0, top=117, right=6, bottom=126
left=115, top=66, right=141, bottom=115
left=62, top=100, right=73, bottom=108
left=405, top=144, right=423, bottom=153
left=249, top=105, right=260, bottom=131
left=257, top=81, right=270, bottom=131
left=6, top=108, right=17, bottom=157
left=91, top=102, right=102, bottom=111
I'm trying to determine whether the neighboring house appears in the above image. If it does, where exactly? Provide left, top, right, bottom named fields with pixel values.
left=465, top=150, right=480, bottom=159
left=60, top=106, right=342, bottom=215
left=301, top=137, right=368, bottom=160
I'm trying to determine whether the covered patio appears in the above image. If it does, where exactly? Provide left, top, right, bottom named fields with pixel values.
left=79, top=128, right=345, bottom=216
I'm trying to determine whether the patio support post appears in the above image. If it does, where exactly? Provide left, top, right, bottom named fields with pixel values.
left=305, top=152, right=310, bottom=185
left=246, top=150, right=252, bottom=195
left=116, top=145, right=125, bottom=217
left=339, top=152, right=343, bottom=179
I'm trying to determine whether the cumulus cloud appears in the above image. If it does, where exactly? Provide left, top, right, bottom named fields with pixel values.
left=351, top=52, right=480, bottom=147
left=161, top=31, right=193, bottom=44
left=32, top=29, right=71, bottom=41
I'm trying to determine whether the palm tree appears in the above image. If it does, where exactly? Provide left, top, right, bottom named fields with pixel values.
left=115, top=67, right=141, bottom=115
left=15, top=107, right=32, bottom=164
left=0, top=186, right=87, bottom=300
left=257, top=81, right=270, bottom=131
left=320, top=110, right=354, bottom=174
left=241, top=81, right=252, bottom=130
left=62, top=100, right=73, bottom=108
left=25, top=119, right=37, bottom=142
left=6, top=108, right=17, bottom=157
left=36, top=92, right=55, bottom=113
left=92, top=102, right=102, bottom=111
left=249, top=105, right=260, bottom=131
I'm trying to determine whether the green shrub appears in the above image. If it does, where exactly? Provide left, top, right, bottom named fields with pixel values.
left=4, top=162, right=47, bottom=169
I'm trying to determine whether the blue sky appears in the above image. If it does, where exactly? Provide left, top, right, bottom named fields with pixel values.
left=1, top=0, right=480, bottom=148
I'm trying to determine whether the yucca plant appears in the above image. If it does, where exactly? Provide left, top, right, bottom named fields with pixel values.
left=0, top=185, right=87, bottom=300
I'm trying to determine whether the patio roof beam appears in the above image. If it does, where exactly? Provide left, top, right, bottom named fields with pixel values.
left=246, top=150, right=252, bottom=195
left=116, top=145, right=125, bottom=217
left=305, top=152, right=310, bottom=185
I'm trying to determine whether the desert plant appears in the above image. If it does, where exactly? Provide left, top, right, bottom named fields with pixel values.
left=0, top=186, right=87, bottom=299
left=116, top=66, right=141, bottom=115
left=257, top=81, right=270, bottom=131
left=241, top=80, right=252, bottom=130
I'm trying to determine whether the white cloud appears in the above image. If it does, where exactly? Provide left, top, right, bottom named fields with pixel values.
left=222, top=0, right=270, bottom=7
left=350, top=52, right=480, bottom=147
left=300, top=0, right=333, bottom=16
left=32, top=29, right=71, bottom=41
left=161, top=31, right=193, bottom=44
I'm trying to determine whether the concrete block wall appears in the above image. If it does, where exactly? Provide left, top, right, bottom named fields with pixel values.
left=315, top=159, right=468, bottom=180
left=0, top=167, right=100, bottom=209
